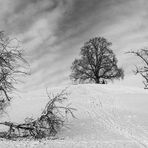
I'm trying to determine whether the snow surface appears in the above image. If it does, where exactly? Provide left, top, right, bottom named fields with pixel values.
left=0, top=84, right=148, bottom=148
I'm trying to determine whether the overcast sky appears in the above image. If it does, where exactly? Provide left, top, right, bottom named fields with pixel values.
left=0, top=0, right=148, bottom=91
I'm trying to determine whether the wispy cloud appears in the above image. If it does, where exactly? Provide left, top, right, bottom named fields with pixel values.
left=0, top=0, right=148, bottom=90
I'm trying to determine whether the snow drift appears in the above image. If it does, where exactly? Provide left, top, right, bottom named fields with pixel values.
left=0, top=84, right=148, bottom=148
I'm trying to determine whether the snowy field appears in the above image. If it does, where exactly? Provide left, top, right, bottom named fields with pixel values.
left=0, top=84, right=148, bottom=148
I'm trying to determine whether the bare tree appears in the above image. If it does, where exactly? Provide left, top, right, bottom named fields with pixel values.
left=128, top=49, right=148, bottom=89
left=0, top=31, right=29, bottom=104
left=70, top=37, right=124, bottom=84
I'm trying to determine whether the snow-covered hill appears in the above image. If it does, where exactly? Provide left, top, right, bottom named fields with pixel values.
left=0, top=84, right=148, bottom=148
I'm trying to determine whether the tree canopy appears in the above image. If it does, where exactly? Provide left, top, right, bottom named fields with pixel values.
left=70, top=37, right=124, bottom=84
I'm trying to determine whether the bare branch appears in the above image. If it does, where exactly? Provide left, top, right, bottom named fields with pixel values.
left=0, top=31, right=29, bottom=112
left=128, top=49, right=148, bottom=89
left=0, top=89, right=76, bottom=139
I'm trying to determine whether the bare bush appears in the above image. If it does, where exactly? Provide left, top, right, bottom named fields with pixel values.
left=0, top=88, right=76, bottom=139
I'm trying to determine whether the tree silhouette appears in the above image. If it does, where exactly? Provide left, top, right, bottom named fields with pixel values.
left=128, top=49, right=148, bottom=89
left=70, top=37, right=124, bottom=84
left=0, top=31, right=29, bottom=103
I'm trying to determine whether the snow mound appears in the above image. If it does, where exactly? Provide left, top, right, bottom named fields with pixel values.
left=0, top=84, right=148, bottom=148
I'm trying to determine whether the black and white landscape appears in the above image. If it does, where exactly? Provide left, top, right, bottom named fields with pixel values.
left=0, top=0, right=148, bottom=148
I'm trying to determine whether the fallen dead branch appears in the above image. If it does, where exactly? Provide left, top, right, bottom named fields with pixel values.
left=0, top=88, right=76, bottom=139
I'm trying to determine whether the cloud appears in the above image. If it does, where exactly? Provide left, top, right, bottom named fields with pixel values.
left=1, top=0, right=148, bottom=90
left=55, top=0, right=134, bottom=41
left=0, top=0, right=69, bottom=34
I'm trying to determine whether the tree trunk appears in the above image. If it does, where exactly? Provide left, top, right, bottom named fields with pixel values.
left=95, top=78, right=100, bottom=84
